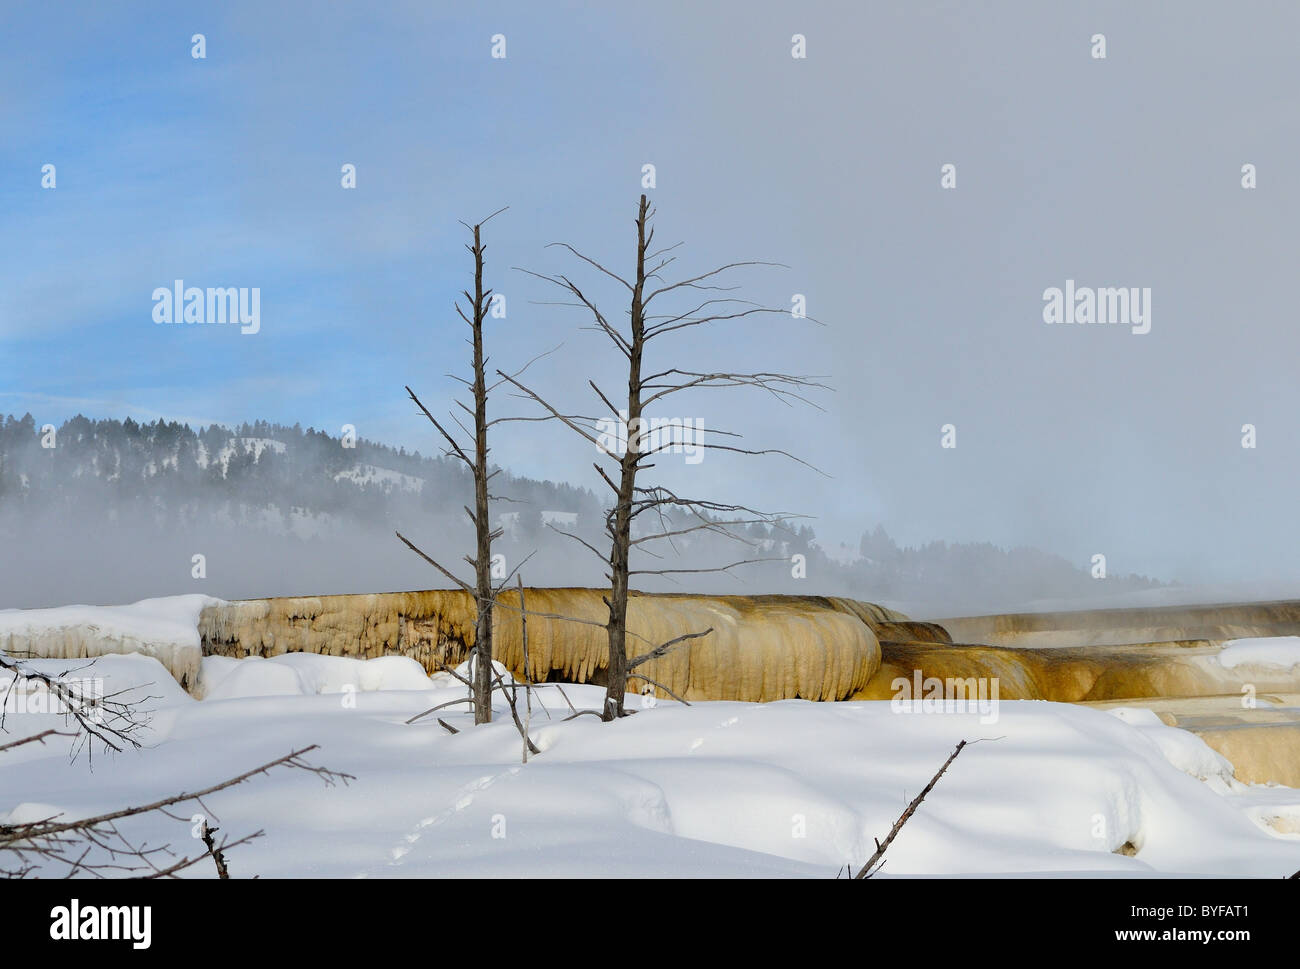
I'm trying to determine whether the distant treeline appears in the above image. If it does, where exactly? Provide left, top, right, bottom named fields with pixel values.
left=0, top=413, right=596, bottom=524
left=0, top=413, right=1164, bottom=613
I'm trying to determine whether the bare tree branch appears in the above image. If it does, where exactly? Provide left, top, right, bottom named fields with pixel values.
left=1, top=745, right=352, bottom=879
left=626, top=628, right=712, bottom=670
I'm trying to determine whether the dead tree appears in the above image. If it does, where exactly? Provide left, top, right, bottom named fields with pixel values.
left=397, top=208, right=520, bottom=725
left=502, top=194, right=826, bottom=719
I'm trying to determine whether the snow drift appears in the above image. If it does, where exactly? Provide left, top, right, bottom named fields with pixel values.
left=5, top=657, right=1299, bottom=876
left=0, top=595, right=214, bottom=690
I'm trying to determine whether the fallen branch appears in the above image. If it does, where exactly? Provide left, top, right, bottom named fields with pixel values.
left=1, top=745, right=352, bottom=878
left=561, top=710, right=605, bottom=723
left=404, top=696, right=476, bottom=725
left=854, top=739, right=968, bottom=879
left=491, top=666, right=540, bottom=756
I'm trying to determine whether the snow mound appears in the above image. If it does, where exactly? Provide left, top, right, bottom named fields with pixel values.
left=197, top=652, right=433, bottom=700
left=1218, top=636, right=1300, bottom=671
left=1105, top=707, right=1240, bottom=788
left=0, top=802, right=65, bottom=826
left=0, top=595, right=216, bottom=691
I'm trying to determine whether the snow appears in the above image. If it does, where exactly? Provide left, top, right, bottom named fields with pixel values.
left=197, top=653, right=435, bottom=700
left=0, top=595, right=218, bottom=687
left=199, top=437, right=287, bottom=475
left=334, top=464, right=424, bottom=493
left=1218, top=636, right=1300, bottom=671
left=2, top=650, right=1299, bottom=877
left=223, top=437, right=285, bottom=464
left=1103, top=707, right=1239, bottom=787
left=0, top=596, right=214, bottom=649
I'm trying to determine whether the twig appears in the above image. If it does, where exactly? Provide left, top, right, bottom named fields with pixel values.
left=404, top=696, right=475, bottom=725
left=199, top=820, right=230, bottom=879
left=627, top=628, right=712, bottom=670
left=625, top=672, right=690, bottom=706
left=519, top=577, right=532, bottom=763
left=0, top=728, right=76, bottom=754
left=854, top=740, right=968, bottom=879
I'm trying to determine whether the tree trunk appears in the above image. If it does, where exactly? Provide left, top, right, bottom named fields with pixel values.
left=603, top=195, right=650, bottom=720
left=471, top=224, right=494, bottom=724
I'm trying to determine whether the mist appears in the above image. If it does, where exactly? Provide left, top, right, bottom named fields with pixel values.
left=0, top=415, right=1173, bottom=617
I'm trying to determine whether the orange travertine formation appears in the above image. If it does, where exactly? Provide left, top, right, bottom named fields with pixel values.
left=197, top=589, right=899, bottom=703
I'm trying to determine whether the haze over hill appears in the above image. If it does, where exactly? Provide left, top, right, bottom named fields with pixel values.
left=0, top=413, right=1163, bottom=613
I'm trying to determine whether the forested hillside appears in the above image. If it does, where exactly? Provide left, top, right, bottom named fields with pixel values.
left=0, top=413, right=1163, bottom=612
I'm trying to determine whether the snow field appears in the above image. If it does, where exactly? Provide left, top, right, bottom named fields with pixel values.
left=2, top=649, right=1299, bottom=877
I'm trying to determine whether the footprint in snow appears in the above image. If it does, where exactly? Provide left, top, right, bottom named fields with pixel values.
left=384, top=766, right=522, bottom=864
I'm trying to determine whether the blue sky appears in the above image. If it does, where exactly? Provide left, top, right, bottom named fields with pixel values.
left=4, top=1, right=1300, bottom=588
left=0, top=1, right=676, bottom=432
left=0, top=0, right=838, bottom=548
